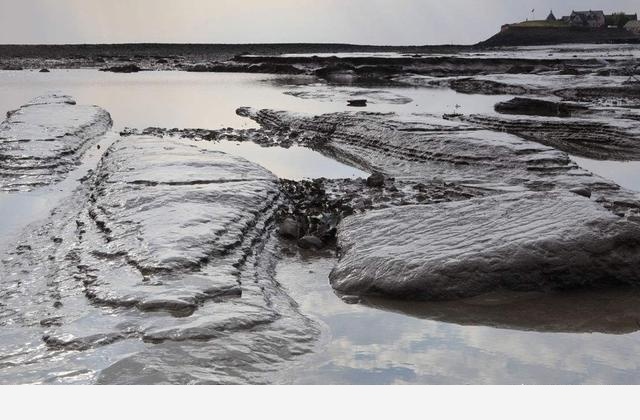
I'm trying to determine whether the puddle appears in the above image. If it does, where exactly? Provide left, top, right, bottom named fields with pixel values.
left=571, top=156, right=640, bottom=193
left=190, top=139, right=369, bottom=180
left=278, top=83, right=510, bottom=116
left=275, top=255, right=640, bottom=384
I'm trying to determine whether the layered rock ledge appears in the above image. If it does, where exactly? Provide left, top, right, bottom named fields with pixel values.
left=0, top=131, right=317, bottom=384
left=237, top=107, right=635, bottom=203
left=0, top=94, right=112, bottom=191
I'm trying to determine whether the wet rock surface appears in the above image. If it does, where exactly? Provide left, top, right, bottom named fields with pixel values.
left=276, top=177, right=481, bottom=252
left=100, top=64, right=142, bottom=73
left=331, top=191, right=640, bottom=300
left=238, top=106, right=640, bottom=301
left=0, top=127, right=317, bottom=383
left=457, top=113, right=640, bottom=161
left=0, top=94, right=112, bottom=191
left=237, top=107, right=634, bottom=202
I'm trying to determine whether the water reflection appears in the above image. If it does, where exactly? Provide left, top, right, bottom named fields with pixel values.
left=0, top=70, right=509, bottom=131
left=0, top=70, right=346, bottom=130
left=188, top=139, right=369, bottom=180
left=365, top=288, right=640, bottom=334
left=276, top=255, right=640, bottom=384
left=571, top=156, right=640, bottom=193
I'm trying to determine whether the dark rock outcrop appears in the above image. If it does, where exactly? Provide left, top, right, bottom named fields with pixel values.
left=237, top=107, right=634, bottom=204
left=331, top=191, right=640, bottom=300
left=100, top=64, right=142, bottom=73
left=495, top=97, right=587, bottom=118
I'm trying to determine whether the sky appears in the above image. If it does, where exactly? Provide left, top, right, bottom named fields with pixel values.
left=0, top=0, right=638, bottom=45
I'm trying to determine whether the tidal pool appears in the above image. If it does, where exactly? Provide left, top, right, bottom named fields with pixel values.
left=571, top=156, right=640, bottom=193
left=0, top=69, right=505, bottom=130
left=192, top=140, right=369, bottom=180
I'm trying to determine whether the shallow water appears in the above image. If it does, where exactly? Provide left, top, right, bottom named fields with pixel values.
left=191, top=140, right=369, bottom=180
left=571, top=156, right=640, bottom=193
left=0, top=69, right=505, bottom=130
left=276, top=255, right=640, bottom=384
left=0, top=132, right=120, bottom=254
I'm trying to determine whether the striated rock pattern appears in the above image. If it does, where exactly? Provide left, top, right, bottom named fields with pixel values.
left=0, top=94, right=112, bottom=191
left=330, top=192, right=640, bottom=300
left=459, top=113, right=640, bottom=161
left=0, top=135, right=317, bottom=384
left=237, top=107, right=632, bottom=201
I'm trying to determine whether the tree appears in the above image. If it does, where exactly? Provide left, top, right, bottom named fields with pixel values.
left=610, top=12, right=631, bottom=28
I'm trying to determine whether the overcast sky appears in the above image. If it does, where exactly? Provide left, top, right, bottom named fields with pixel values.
left=0, top=0, right=638, bottom=45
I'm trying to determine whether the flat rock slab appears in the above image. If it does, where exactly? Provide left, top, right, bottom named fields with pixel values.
left=0, top=94, right=112, bottom=191
left=330, top=191, right=640, bottom=300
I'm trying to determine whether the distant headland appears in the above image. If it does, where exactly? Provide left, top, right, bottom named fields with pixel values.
left=480, top=9, right=640, bottom=46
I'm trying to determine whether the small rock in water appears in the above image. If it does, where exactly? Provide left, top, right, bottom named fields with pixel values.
left=347, top=99, right=367, bottom=107
left=297, top=235, right=323, bottom=250
left=40, top=317, right=63, bottom=327
left=340, top=295, right=362, bottom=304
left=279, top=217, right=300, bottom=239
left=366, top=172, right=385, bottom=188
left=39, top=68, right=50, bottom=73
left=569, top=187, right=592, bottom=198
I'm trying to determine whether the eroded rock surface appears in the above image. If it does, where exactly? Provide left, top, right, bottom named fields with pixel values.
left=458, top=113, right=640, bottom=161
left=330, top=192, right=640, bottom=300
left=0, top=135, right=317, bottom=384
left=237, top=107, right=633, bottom=203
left=238, top=107, right=640, bottom=301
left=0, top=94, right=111, bottom=191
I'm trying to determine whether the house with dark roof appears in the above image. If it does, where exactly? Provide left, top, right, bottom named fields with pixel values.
left=546, top=11, right=556, bottom=21
left=566, top=10, right=606, bottom=28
